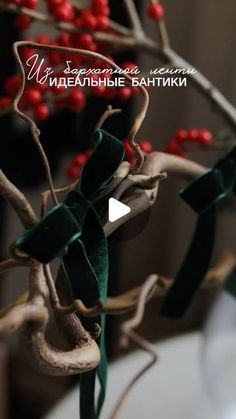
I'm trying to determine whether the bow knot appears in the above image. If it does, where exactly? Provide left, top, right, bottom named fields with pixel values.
left=15, top=128, right=124, bottom=419
left=161, top=144, right=236, bottom=318
left=15, top=191, right=90, bottom=264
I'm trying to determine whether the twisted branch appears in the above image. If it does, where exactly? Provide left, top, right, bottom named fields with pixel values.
left=109, top=275, right=159, bottom=419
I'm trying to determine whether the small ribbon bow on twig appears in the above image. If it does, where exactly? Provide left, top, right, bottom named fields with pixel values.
left=161, top=145, right=236, bottom=318
left=15, top=128, right=124, bottom=419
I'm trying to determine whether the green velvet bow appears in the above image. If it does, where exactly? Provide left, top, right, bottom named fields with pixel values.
left=161, top=145, right=236, bottom=318
left=15, top=128, right=125, bottom=419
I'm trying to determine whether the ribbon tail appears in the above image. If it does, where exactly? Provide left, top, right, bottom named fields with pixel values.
left=161, top=207, right=217, bottom=318
left=80, top=370, right=96, bottom=419
left=79, top=208, right=108, bottom=418
left=97, top=315, right=107, bottom=417
left=62, top=206, right=108, bottom=419
left=79, top=321, right=107, bottom=419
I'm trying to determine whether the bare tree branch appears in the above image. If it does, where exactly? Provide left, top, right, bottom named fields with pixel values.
left=0, top=169, right=38, bottom=228
left=109, top=275, right=159, bottom=419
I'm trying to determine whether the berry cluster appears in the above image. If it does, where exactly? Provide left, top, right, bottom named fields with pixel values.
left=165, top=128, right=213, bottom=158
left=0, top=0, right=139, bottom=121
left=66, top=138, right=153, bottom=180
left=9, top=0, right=110, bottom=30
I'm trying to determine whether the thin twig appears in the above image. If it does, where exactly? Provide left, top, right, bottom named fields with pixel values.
left=94, top=105, right=122, bottom=131
left=40, top=182, right=77, bottom=217
left=0, top=258, right=30, bottom=274
left=12, top=43, right=59, bottom=206
left=149, top=0, right=170, bottom=48
left=0, top=292, right=28, bottom=318
left=109, top=275, right=159, bottom=419
left=49, top=250, right=236, bottom=317
left=123, top=0, right=144, bottom=36
left=0, top=168, right=38, bottom=228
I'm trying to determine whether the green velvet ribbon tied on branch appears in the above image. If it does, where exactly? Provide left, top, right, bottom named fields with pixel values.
left=161, top=145, right=236, bottom=318
left=15, top=128, right=124, bottom=419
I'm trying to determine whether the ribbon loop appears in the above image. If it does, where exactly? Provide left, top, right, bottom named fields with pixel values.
left=161, top=144, right=236, bottom=318
left=80, top=129, right=125, bottom=199
left=181, top=169, right=226, bottom=214
left=15, top=204, right=83, bottom=263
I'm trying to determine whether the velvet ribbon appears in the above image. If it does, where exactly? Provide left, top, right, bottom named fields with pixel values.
left=15, top=128, right=124, bottom=419
left=161, top=145, right=236, bottom=318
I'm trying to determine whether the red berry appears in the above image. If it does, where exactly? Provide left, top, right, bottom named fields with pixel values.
left=198, top=129, right=213, bottom=145
left=20, top=46, right=35, bottom=61
left=73, top=33, right=95, bottom=49
left=173, top=150, right=187, bottom=158
left=53, top=3, right=74, bottom=21
left=121, top=61, right=137, bottom=72
left=77, top=9, right=97, bottom=30
left=188, top=128, right=199, bottom=141
left=116, top=87, right=132, bottom=101
left=73, top=153, right=87, bottom=166
left=57, top=32, right=70, bottom=46
left=47, top=0, right=65, bottom=12
left=128, top=155, right=137, bottom=166
left=91, top=2, right=110, bottom=16
left=4, top=75, right=20, bottom=96
left=47, top=0, right=64, bottom=6
left=35, top=81, right=48, bottom=93
left=92, top=0, right=108, bottom=5
left=123, top=140, right=134, bottom=156
left=48, top=51, right=61, bottom=65
left=0, top=97, right=12, bottom=110
left=90, top=85, right=106, bottom=96
left=68, top=88, right=85, bottom=111
left=138, top=139, right=153, bottom=153
left=165, top=139, right=179, bottom=153
left=66, top=164, right=81, bottom=179
left=34, top=103, right=49, bottom=120
left=50, top=84, right=66, bottom=94
left=147, top=3, right=164, bottom=20
left=14, top=15, right=32, bottom=30
left=36, top=34, right=51, bottom=44
left=22, top=0, right=38, bottom=9
left=22, top=88, right=41, bottom=106
left=176, top=129, right=188, bottom=142
left=131, top=86, right=139, bottom=94
left=96, top=15, right=109, bottom=30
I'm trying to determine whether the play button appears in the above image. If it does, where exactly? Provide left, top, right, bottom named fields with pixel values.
left=108, top=198, right=131, bottom=222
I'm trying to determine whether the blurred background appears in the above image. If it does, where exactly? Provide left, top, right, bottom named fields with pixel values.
left=0, top=0, right=236, bottom=418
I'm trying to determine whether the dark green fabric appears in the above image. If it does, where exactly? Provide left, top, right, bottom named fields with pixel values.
left=15, top=202, right=86, bottom=263
left=225, top=267, right=236, bottom=298
left=15, top=128, right=124, bottom=419
left=161, top=145, right=236, bottom=318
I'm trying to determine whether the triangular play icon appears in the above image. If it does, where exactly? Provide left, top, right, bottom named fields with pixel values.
left=108, top=198, right=131, bottom=222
